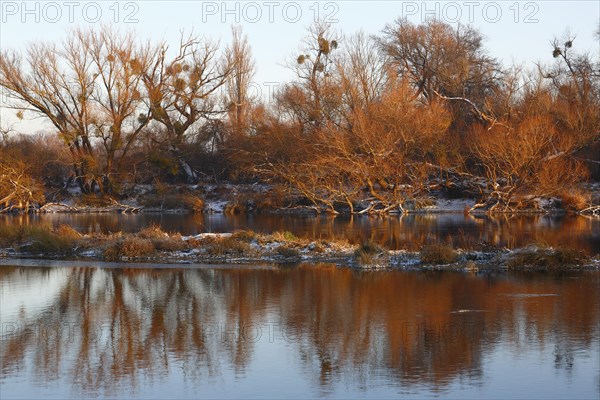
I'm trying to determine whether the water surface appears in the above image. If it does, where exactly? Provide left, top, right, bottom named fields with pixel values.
left=1, top=213, right=598, bottom=254
left=1, top=264, right=599, bottom=399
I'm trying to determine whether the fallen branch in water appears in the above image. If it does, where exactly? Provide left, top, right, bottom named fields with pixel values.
left=37, top=202, right=79, bottom=213
left=578, top=205, right=600, bottom=216
left=109, top=199, right=143, bottom=213
left=36, top=200, right=143, bottom=214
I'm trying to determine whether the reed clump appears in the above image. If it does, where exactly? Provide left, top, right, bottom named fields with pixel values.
left=420, top=244, right=459, bottom=264
left=354, top=241, right=386, bottom=265
left=505, top=246, right=589, bottom=270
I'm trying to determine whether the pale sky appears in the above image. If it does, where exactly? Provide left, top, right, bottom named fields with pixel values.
left=1, top=0, right=599, bottom=133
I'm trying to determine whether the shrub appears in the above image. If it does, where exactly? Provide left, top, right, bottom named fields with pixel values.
left=104, top=236, right=155, bottom=261
left=121, top=237, right=155, bottom=258
left=152, top=235, right=188, bottom=252
left=506, top=247, right=588, bottom=270
left=354, top=241, right=385, bottom=265
left=231, top=230, right=259, bottom=243
left=271, top=231, right=298, bottom=242
left=55, top=224, right=82, bottom=240
left=206, top=236, right=254, bottom=256
left=161, top=194, right=190, bottom=210
left=0, top=225, right=21, bottom=246
left=77, top=195, right=115, bottom=207
left=138, top=224, right=168, bottom=239
left=180, top=194, right=204, bottom=213
left=276, top=244, right=301, bottom=258
left=224, top=200, right=247, bottom=214
left=135, top=225, right=187, bottom=251
left=254, top=189, right=287, bottom=212
left=27, top=226, right=75, bottom=254
left=420, top=243, right=458, bottom=264
left=0, top=224, right=75, bottom=254
left=559, top=191, right=589, bottom=212
left=139, top=193, right=203, bottom=211
left=103, top=243, right=121, bottom=261
left=0, top=158, right=45, bottom=212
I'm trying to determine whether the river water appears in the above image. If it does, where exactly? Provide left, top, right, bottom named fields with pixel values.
left=1, top=213, right=599, bottom=254
left=1, top=213, right=599, bottom=398
left=0, top=264, right=599, bottom=399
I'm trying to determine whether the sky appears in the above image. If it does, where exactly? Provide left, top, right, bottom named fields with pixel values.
left=1, top=0, right=599, bottom=133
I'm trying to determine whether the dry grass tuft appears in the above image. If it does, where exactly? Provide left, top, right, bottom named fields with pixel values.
left=420, top=243, right=459, bottom=264
left=104, top=236, right=155, bottom=261
left=231, top=230, right=260, bottom=243
left=103, top=243, right=121, bottom=261
left=506, top=246, right=589, bottom=270
left=271, top=231, right=299, bottom=242
left=121, top=237, right=155, bottom=257
left=559, top=191, right=589, bottom=212
left=138, top=224, right=168, bottom=239
left=354, top=241, right=386, bottom=265
left=136, top=224, right=187, bottom=252
left=152, top=235, right=188, bottom=252
left=0, top=224, right=76, bottom=254
left=28, top=227, right=75, bottom=254
left=55, top=224, right=82, bottom=239
left=205, top=236, right=254, bottom=257
left=276, top=244, right=301, bottom=259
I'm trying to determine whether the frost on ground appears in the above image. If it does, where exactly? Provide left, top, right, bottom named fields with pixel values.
left=27, top=178, right=592, bottom=215
left=181, top=233, right=232, bottom=240
left=1, top=224, right=595, bottom=271
left=203, top=200, right=229, bottom=213
left=534, top=197, right=561, bottom=211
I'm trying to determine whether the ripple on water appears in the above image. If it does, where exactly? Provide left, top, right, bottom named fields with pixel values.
left=499, top=293, right=560, bottom=298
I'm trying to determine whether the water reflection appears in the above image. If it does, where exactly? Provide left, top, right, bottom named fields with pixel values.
left=1, top=213, right=599, bottom=254
left=1, top=265, right=599, bottom=398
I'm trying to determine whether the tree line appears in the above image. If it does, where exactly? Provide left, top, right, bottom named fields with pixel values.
left=1, top=19, right=599, bottom=213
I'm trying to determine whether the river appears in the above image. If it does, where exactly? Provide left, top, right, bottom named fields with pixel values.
left=0, top=263, right=598, bottom=399
left=1, top=213, right=599, bottom=398
left=1, top=213, right=599, bottom=254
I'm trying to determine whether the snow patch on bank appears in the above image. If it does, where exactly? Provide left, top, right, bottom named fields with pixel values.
left=425, top=198, right=474, bottom=212
left=204, top=200, right=229, bottom=213
left=534, top=197, right=561, bottom=211
left=181, top=233, right=233, bottom=241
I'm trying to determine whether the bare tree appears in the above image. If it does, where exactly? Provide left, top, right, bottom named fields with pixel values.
left=256, top=76, right=451, bottom=213
left=542, top=34, right=600, bottom=146
left=0, top=32, right=98, bottom=192
left=85, top=27, right=154, bottom=191
left=337, top=31, right=388, bottom=112
left=141, top=32, right=234, bottom=182
left=225, top=25, right=256, bottom=137
left=282, top=21, right=341, bottom=130
left=0, top=27, right=158, bottom=193
left=379, top=19, right=503, bottom=127
left=0, top=157, right=44, bottom=212
left=0, top=122, right=15, bottom=143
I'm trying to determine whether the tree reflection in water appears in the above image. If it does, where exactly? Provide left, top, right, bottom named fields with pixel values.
left=1, top=213, right=598, bottom=253
left=1, top=265, right=599, bottom=397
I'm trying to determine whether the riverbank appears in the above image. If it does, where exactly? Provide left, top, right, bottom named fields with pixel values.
left=12, top=182, right=600, bottom=216
left=0, top=224, right=597, bottom=272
